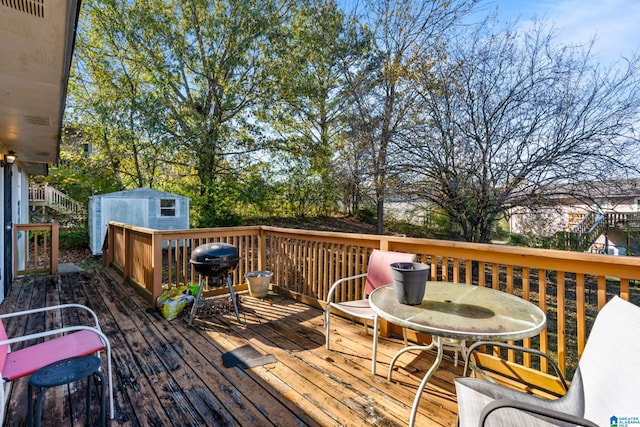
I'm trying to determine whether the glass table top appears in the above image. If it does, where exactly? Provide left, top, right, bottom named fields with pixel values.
left=369, top=282, right=547, bottom=341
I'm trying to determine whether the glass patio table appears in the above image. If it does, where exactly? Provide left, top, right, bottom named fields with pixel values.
left=369, top=281, right=547, bottom=427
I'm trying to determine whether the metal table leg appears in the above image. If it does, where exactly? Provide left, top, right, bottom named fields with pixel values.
left=409, top=336, right=443, bottom=427
left=385, top=336, right=444, bottom=427
left=387, top=341, right=437, bottom=381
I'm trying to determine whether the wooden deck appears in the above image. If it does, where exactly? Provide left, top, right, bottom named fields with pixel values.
left=1, top=269, right=461, bottom=426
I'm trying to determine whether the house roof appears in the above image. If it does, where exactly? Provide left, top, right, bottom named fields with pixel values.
left=91, top=188, right=190, bottom=200
left=549, top=178, right=640, bottom=201
left=0, top=0, right=81, bottom=175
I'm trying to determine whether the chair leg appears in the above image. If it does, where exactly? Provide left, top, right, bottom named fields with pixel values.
left=325, top=305, right=331, bottom=350
left=460, top=340, right=468, bottom=366
left=94, top=370, right=106, bottom=427
left=0, top=380, right=7, bottom=427
left=86, top=370, right=93, bottom=427
left=101, top=346, right=115, bottom=420
left=372, top=314, right=379, bottom=375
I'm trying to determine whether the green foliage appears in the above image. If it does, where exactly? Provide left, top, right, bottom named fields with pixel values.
left=385, top=216, right=464, bottom=241
left=60, top=226, right=90, bottom=250
left=36, top=141, right=122, bottom=207
left=430, top=213, right=462, bottom=239
left=506, top=233, right=528, bottom=247
left=354, top=207, right=376, bottom=225
left=56, top=0, right=640, bottom=246
left=260, top=0, right=358, bottom=218
left=506, top=233, right=552, bottom=249
left=71, top=0, right=291, bottom=213
left=191, top=181, right=242, bottom=228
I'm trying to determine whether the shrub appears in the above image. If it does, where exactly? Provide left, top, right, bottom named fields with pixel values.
left=60, top=226, right=89, bottom=250
left=354, top=207, right=376, bottom=225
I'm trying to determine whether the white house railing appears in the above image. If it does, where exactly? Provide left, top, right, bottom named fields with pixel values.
left=29, top=184, right=86, bottom=217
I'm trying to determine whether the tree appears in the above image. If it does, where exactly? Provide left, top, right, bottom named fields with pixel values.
left=336, top=124, right=372, bottom=216
left=342, top=0, right=476, bottom=233
left=71, top=0, right=290, bottom=225
left=259, top=0, right=366, bottom=216
left=405, top=18, right=640, bottom=242
left=69, top=4, right=177, bottom=191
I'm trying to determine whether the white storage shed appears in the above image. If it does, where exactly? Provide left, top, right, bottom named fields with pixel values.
left=89, top=188, right=190, bottom=255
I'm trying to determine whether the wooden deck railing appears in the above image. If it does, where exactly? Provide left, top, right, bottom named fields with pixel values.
left=29, top=184, right=86, bottom=216
left=14, top=223, right=59, bottom=276
left=103, top=221, right=640, bottom=380
left=608, top=211, right=640, bottom=228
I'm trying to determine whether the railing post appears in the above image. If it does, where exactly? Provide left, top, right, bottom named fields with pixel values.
left=51, top=223, right=59, bottom=275
left=379, top=238, right=389, bottom=251
left=123, top=226, right=131, bottom=281
left=152, top=231, right=163, bottom=303
left=258, top=227, right=267, bottom=271
left=102, top=223, right=113, bottom=268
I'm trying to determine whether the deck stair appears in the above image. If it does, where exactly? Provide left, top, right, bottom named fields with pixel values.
left=553, top=212, right=606, bottom=251
left=29, top=184, right=87, bottom=219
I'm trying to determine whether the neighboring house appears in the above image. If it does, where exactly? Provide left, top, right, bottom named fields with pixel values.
left=89, top=188, right=190, bottom=255
left=385, top=196, right=434, bottom=225
left=509, top=179, right=640, bottom=255
left=1, top=0, right=81, bottom=301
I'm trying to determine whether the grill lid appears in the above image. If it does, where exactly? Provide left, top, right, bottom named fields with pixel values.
left=190, top=242, right=240, bottom=276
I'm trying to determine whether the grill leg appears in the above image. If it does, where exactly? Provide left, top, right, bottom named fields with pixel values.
left=187, top=278, right=206, bottom=326
left=226, top=274, right=241, bottom=322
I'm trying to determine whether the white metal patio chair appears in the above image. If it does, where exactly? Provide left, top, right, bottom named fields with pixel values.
left=325, top=249, right=416, bottom=374
left=0, top=303, right=114, bottom=423
left=455, top=295, right=640, bottom=427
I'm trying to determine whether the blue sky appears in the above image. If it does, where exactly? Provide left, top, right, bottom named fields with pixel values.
left=478, top=0, right=640, bottom=64
left=338, top=0, right=640, bottom=65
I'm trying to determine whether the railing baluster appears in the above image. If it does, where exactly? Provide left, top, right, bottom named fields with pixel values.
left=557, top=272, right=566, bottom=375
left=522, top=267, right=532, bottom=367
left=576, top=273, right=586, bottom=358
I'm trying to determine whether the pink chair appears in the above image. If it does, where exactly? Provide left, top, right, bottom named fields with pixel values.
left=325, top=249, right=416, bottom=374
left=0, top=303, right=114, bottom=423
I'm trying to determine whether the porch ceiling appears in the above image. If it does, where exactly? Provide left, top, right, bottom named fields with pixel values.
left=0, top=0, right=81, bottom=175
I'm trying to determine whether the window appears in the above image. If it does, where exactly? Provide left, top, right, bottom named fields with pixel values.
left=159, top=199, right=177, bottom=217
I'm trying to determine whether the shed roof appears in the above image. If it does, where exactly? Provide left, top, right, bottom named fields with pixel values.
left=91, top=188, right=189, bottom=200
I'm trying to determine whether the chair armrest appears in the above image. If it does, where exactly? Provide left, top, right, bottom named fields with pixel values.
left=326, top=273, right=368, bottom=304
left=480, top=398, right=598, bottom=427
left=0, top=303, right=102, bottom=330
left=464, top=341, right=568, bottom=393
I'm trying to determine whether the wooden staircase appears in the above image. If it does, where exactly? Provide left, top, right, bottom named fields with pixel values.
left=552, top=212, right=607, bottom=252
left=552, top=211, right=640, bottom=252
left=29, top=184, right=87, bottom=218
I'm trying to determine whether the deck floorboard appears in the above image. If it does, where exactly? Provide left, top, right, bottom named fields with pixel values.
left=1, top=269, right=460, bottom=426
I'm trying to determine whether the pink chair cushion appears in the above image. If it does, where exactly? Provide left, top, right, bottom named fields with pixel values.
left=2, top=330, right=105, bottom=381
left=364, top=250, right=417, bottom=296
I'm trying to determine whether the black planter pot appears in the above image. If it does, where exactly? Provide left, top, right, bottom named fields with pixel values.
left=390, top=262, right=431, bottom=305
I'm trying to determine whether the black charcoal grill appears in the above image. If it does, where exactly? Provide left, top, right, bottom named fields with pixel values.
left=187, top=242, right=241, bottom=325
left=190, top=242, right=240, bottom=277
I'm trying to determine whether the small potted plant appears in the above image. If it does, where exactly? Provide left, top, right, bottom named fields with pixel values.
left=390, top=262, right=430, bottom=305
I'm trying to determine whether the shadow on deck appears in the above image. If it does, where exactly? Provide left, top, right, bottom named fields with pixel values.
left=1, top=269, right=460, bottom=426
